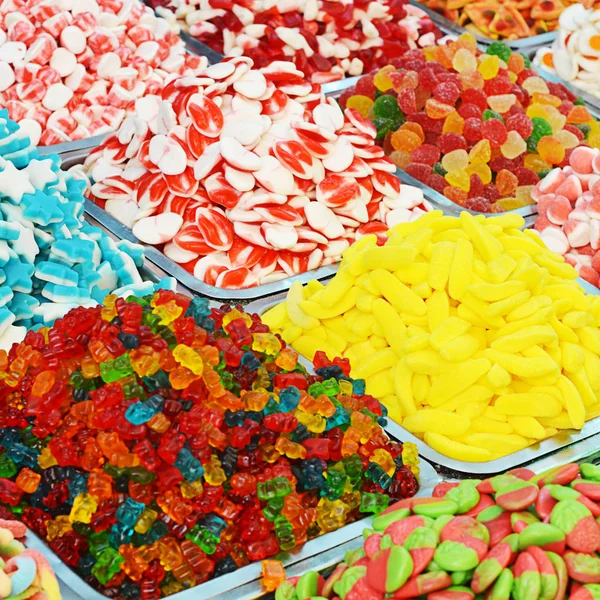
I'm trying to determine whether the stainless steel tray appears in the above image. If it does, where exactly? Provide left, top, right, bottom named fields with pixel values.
left=247, top=281, right=600, bottom=476
left=37, top=133, right=111, bottom=158
left=27, top=442, right=438, bottom=600
left=180, top=30, right=225, bottom=65
left=409, top=0, right=557, bottom=50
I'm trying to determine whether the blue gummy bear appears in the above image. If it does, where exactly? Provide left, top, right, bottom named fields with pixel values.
left=279, top=386, right=301, bottom=412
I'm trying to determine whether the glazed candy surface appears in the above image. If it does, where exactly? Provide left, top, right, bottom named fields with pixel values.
left=0, top=0, right=211, bottom=146
left=146, top=0, right=441, bottom=83
left=84, top=56, right=431, bottom=290
left=0, top=290, right=420, bottom=598
left=340, top=37, right=599, bottom=213
left=274, top=461, right=600, bottom=600
left=421, top=0, right=592, bottom=41
left=263, top=211, right=600, bottom=462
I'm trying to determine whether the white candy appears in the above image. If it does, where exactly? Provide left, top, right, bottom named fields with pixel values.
left=132, top=213, right=183, bottom=244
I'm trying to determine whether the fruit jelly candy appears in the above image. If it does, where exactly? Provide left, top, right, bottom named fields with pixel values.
left=469, top=139, right=492, bottom=165
left=478, top=55, right=500, bottom=80
left=434, top=82, right=462, bottom=105
left=501, top=131, right=527, bottom=160
left=426, top=99, right=455, bottom=119
left=411, top=145, right=441, bottom=166
left=496, top=170, right=519, bottom=196
left=346, top=95, right=374, bottom=118
left=374, top=66, right=396, bottom=92
left=442, top=149, right=470, bottom=173
left=453, top=48, right=478, bottom=72
left=391, top=130, right=422, bottom=153
left=507, top=112, right=534, bottom=139
left=445, top=170, right=471, bottom=192
left=389, top=151, right=412, bottom=169
left=537, top=136, right=566, bottom=165
left=486, top=41, right=512, bottom=63
left=438, top=133, right=468, bottom=154
left=463, top=118, right=484, bottom=143
left=443, top=112, right=465, bottom=135
left=568, top=106, right=593, bottom=124
left=555, top=130, right=580, bottom=150
left=482, top=119, right=508, bottom=147
left=487, top=94, right=517, bottom=114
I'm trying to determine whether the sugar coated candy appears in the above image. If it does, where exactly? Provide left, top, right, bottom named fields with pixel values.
left=147, top=0, right=441, bottom=83
left=534, top=5, right=600, bottom=100
left=84, top=57, right=431, bottom=290
left=342, top=38, right=599, bottom=213
left=0, top=516, right=60, bottom=599
left=0, top=109, right=172, bottom=350
left=0, top=291, right=420, bottom=597
left=0, top=0, right=211, bottom=147
left=264, top=210, right=600, bottom=462
left=533, top=145, right=600, bottom=290
left=420, top=0, right=590, bottom=40
left=275, top=461, right=600, bottom=600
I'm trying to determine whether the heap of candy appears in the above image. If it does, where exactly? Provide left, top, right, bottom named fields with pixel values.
left=0, top=518, right=61, bottom=599
left=0, top=109, right=171, bottom=350
left=340, top=38, right=596, bottom=214
left=421, top=0, right=590, bottom=40
left=275, top=462, right=600, bottom=600
left=0, top=291, right=420, bottom=598
left=535, top=5, right=600, bottom=100
left=84, top=57, right=431, bottom=290
left=533, top=146, right=600, bottom=288
left=0, top=0, right=209, bottom=146
left=264, top=210, right=600, bottom=462
left=146, top=0, right=441, bottom=83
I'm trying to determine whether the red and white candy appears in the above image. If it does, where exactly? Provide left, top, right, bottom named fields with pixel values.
left=533, top=145, right=600, bottom=288
left=0, top=0, right=210, bottom=146
left=85, top=57, right=430, bottom=289
left=149, top=0, right=441, bottom=83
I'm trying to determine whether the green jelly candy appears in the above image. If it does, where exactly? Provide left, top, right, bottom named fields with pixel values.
left=427, top=560, right=445, bottom=573
left=546, top=484, right=579, bottom=501
left=413, top=499, right=459, bottom=518
left=404, top=527, right=438, bottom=551
left=275, top=581, right=298, bottom=600
left=482, top=110, right=505, bottom=124
left=546, top=552, right=568, bottom=600
left=477, top=505, right=505, bottom=523
left=372, top=508, right=411, bottom=532
left=296, top=571, right=320, bottom=600
left=433, top=514, right=455, bottom=537
left=373, top=95, right=402, bottom=121
left=550, top=500, right=591, bottom=533
left=520, top=53, right=531, bottom=68
left=529, top=117, right=553, bottom=143
left=519, top=523, right=565, bottom=551
left=344, top=548, right=365, bottom=566
left=433, top=162, right=448, bottom=176
left=580, top=463, right=600, bottom=482
left=578, top=584, right=600, bottom=600
left=451, top=570, right=473, bottom=585
left=333, top=566, right=366, bottom=600
left=486, top=41, right=512, bottom=63
left=445, top=481, right=481, bottom=514
left=513, top=565, right=541, bottom=600
left=434, top=541, right=479, bottom=572
left=362, top=528, right=376, bottom=541
left=367, top=546, right=413, bottom=593
left=472, top=556, right=503, bottom=593
left=488, top=569, right=514, bottom=600
left=575, top=97, right=586, bottom=106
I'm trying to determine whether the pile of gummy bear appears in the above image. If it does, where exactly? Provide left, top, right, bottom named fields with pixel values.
left=0, top=517, right=61, bottom=599
left=340, top=37, right=598, bottom=213
left=84, top=55, right=432, bottom=290
left=275, top=461, right=600, bottom=600
left=0, top=290, right=420, bottom=598
left=146, top=0, right=442, bottom=83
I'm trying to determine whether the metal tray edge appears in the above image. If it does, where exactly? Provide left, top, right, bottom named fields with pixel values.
left=246, top=287, right=600, bottom=476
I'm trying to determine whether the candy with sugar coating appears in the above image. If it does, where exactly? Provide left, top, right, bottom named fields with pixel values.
left=264, top=211, right=600, bottom=461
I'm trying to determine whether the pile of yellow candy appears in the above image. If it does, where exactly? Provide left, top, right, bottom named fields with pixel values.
left=263, top=211, right=600, bottom=462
